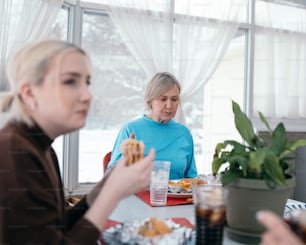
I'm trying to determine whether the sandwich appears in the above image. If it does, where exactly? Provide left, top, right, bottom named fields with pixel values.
left=120, top=138, right=145, bottom=165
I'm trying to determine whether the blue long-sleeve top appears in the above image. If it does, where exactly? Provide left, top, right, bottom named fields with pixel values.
left=107, top=115, right=198, bottom=180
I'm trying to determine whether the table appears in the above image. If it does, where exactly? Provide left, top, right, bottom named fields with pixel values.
left=108, top=194, right=306, bottom=245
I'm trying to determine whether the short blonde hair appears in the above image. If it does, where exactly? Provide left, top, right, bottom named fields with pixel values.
left=144, top=72, right=181, bottom=111
left=0, top=40, right=88, bottom=126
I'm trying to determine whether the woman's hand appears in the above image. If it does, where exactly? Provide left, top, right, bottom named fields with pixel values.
left=85, top=149, right=155, bottom=230
left=103, top=148, right=155, bottom=200
left=257, top=210, right=303, bottom=245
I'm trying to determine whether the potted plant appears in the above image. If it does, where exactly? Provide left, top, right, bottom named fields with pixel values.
left=212, top=100, right=306, bottom=244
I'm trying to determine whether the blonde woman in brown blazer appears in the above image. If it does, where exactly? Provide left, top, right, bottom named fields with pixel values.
left=0, top=40, right=154, bottom=244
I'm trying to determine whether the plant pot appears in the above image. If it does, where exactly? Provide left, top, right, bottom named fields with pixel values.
left=225, top=177, right=295, bottom=244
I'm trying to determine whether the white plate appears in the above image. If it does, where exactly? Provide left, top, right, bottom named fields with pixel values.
left=101, top=218, right=194, bottom=245
left=168, top=179, right=191, bottom=194
left=167, top=179, right=192, bottom=198
left=167, top=192, right=193, bottom=199
left=168, top=179, right=193, bottom=196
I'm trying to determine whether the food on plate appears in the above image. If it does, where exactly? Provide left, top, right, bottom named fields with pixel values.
left=138, top=217, right=172, bottom=237
left=191, top=178, right=207, bottom=187
left=120, top=138, right=145, bottom=166
left=168, top=178, right=206, bottom=190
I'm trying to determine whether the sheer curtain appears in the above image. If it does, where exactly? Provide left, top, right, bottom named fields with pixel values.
left=0, top=0, right=64, bottom=91
left=0, top=0, right=13, bottom=91
left=105, top=0, right=247, bottom=123
left=105, top=1, right=173, bottom=75
left=254, top=1, right=306, bottom=119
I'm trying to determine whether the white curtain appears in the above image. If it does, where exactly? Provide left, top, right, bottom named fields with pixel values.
left=0, top=0, right=64, bottom=91
left=105, top=0, right=247, bottom=123
left=254, top=2, right=306, bottom=118
left=0, top=0, right=13, bottom=91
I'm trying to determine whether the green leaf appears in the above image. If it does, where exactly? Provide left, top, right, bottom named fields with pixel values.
left=259, top=111, right=272, bottom=132
left=263, top=154, right=286, bottom=186
left=280, top=139, right=306, bottom=159
left=212, top=158, right=225, bottom=175
left=232, top=100, right=256, bottom=148
left=224, top=140, right=248, bottom=155
left=253, top=135, right=266, bottom=149
left=262, top=175, right=277, bottom=189
left=271, top=123, right=287, bottom=155
left=228, top=155, right=249, bottom=176
left=249, top=150, right=266, bottom=174
left=213, top=143, right=227, bottom=157
left=221, top=170, right=241, bottom=185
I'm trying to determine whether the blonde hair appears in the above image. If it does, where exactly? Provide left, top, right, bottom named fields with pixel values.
left=0, top=40, right=88, bottom=126
left=144, top=72, right=181, bottom=111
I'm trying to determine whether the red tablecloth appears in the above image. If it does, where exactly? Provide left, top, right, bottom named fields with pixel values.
left=135, top=190, right=193, bottom=206
left=102, top=219, right=121, bottom=230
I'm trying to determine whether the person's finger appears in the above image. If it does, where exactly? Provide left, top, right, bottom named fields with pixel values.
left=256, top=210, right=285, bottom=230
left=257, top=211, right=303, bottom=245
left=146, top=148, right=155, bottom=161
left=260, top=231, right=279, bottom=245
left=130, top=133, right=135, bottom=139
left=132, top=148, right=155, bottom=173
left=116, top=155, right=128, bottom=167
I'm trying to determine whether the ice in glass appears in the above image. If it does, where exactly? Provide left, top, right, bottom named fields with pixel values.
left=150, top=161, right=171, bottom=206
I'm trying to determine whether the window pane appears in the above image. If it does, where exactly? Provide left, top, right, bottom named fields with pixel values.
left=175, top=0, right=248, bottom=23
left=201, top=31, right=246, bottom=174
left=254, top=0, right=306, bottom=126
left=79, top=11, right=147, bottom=183
left=256, top=0, right=306, bottom=31
left=50, top=7, right=69, bottom=175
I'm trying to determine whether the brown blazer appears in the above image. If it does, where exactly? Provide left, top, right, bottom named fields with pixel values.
left=0, top=122, right=99, bottom=244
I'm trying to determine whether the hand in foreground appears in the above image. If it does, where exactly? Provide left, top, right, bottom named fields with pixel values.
left=103, top=148, right=155, bottom=200
left=84, top=149, right=155, bottom=231
left=256, top=210, right=303, bottom=245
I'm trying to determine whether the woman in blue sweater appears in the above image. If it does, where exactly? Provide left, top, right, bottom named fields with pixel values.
left=108, top=72, right=198, bottom=179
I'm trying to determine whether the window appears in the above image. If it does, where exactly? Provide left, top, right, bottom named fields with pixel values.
left=73, top=6, right=246, bottom=187
left=53, top=0, right=305, bottom=196
left=252, top=0, right=306, bottom=131
left=201, top=30, right=246, bottom=174
left=79, top=11, right=147, bottom=183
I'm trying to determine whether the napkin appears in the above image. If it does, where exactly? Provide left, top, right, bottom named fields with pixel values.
left=135, top=190, right=193, bottom=206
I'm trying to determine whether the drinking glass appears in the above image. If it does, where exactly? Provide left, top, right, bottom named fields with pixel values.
left=193, top=184, right=226, bottom=245
left=150, top=160, right=171, bottom=206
